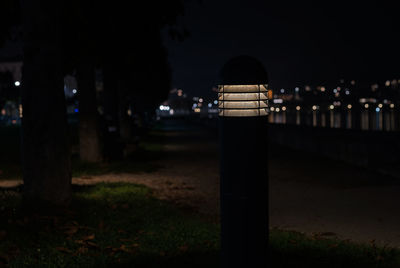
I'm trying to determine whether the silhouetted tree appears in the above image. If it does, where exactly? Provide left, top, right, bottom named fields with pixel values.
left=0, top=0, right=19, bottom=45
left=66, top=0, right=103, bottom=163
left=95, top=1, right=185, bottom=156
left=20, top=0, right=71, bottom=206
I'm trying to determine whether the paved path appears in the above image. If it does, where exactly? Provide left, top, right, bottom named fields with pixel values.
left=269, top=144, right=400, bottom=247
left=2, top=124, right=400, bottom=247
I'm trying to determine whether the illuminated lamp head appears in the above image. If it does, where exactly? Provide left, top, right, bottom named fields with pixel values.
left=218, top=55, right=269, bottom=117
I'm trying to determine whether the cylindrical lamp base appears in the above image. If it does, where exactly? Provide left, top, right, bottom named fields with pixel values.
left=219, top=117, right=268, bottom=267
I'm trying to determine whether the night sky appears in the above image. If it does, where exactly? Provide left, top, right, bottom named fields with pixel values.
left=164, top=0, right=400, bottom=98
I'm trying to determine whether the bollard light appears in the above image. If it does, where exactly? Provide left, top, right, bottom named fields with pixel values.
left=218, top=84, right=268, bottom=117
left=219, top=55, right=269, bottom=268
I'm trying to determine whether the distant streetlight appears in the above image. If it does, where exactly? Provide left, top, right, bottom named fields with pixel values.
left=14, top=81, right=21, bottom=87
left=219, top=55, right=268, bottom=268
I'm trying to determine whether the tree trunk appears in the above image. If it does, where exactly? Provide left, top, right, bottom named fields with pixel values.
left=76, top=62, right=102, bottom=163
left=117, top=79, right=132, bottom=142
left=21, top=0, right=71, bottom=206
left=102, top=65, right=123, bottom=160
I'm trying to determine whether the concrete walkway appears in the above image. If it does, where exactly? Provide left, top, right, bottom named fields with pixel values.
left=269, top=143, right=400, bottom=247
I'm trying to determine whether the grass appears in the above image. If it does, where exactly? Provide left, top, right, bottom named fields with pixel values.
left=1, top=183, right=400, bottom=267
left=0, top=183, right=220, bottom=267
left=270, top=228, right=400, bottom=268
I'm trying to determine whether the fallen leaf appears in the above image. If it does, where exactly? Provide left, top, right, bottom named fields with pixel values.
left=82, top=234, right=95, bottom=241
left=56, top=247, right=73, bottom=254
left=120, top=244, right=130, bottom=252
left=64, top=227, right=79, bottom=235
left=86, top=241, right=99, bottom=248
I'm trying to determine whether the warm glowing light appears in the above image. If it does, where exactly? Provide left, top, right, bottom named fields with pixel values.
left=329, top=105, right=334, bottom=110
left=296, top=106, right=301, bottom=111
left=218, top=84, right=268, bottom=117
left=390, top=103, right=395, bottom=108
left=351, top=80, right=356, bottom=85
left=365, top=104, right=369, bottom=109
left=199, top=98, right=204, bottom=103
left=282, top=106, right=287, bottom=111
left=275, top=108, right=280, bottom=112
left=194, top=108, right=201, bottom=113
left=177, top=89, right=183, bottom=97
left=378, top=103, right=383, bottom=108
left=385, top=80, right=391, bottom=87
left=320, top=86, right=326, bottom=92
left=127, top=109, right=132, bottom=116
left=270, top=107, right=275, bottom=112
left=312, top=105, right=317, bottom=111
left=347, top=104, right=352, bottom=109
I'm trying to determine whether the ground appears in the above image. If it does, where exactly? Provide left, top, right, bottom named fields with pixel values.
left=2, top=120, right=400, bottom=258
